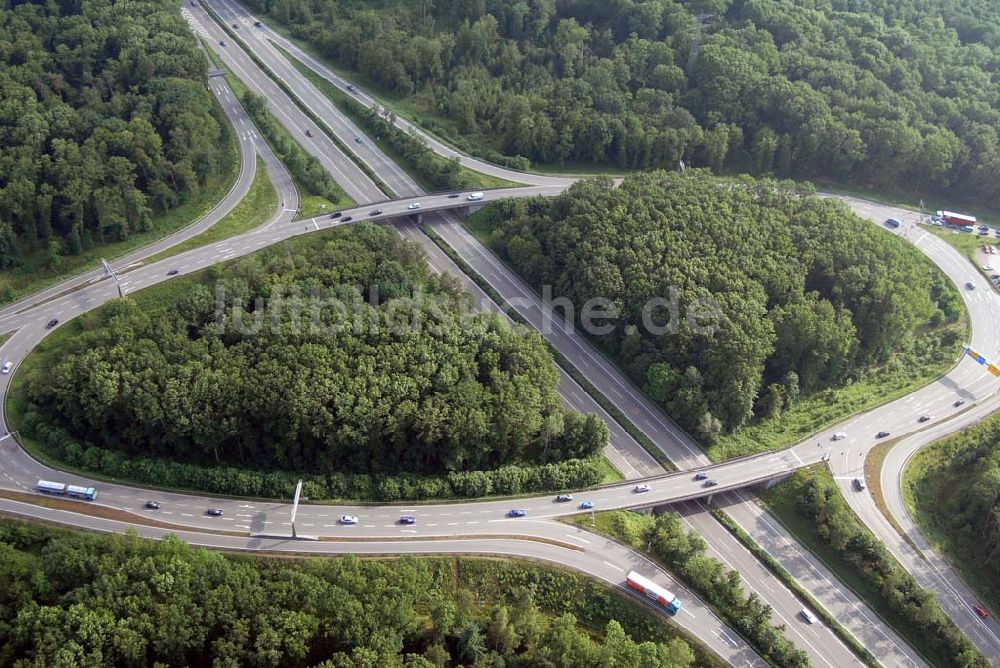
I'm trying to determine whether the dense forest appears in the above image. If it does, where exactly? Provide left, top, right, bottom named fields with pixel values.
left=22, top=224, right=607, bottom=476
left=906, top=415, right=1000, bottom=609
left=245, top=0, right=1000, bottom=204
left=478, top=172, right=960, bottom=438
left=0, top=0, right=231, bottom=269
left=0, top=521, right=703, bottom=667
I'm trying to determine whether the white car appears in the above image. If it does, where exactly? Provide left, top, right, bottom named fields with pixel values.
left=983, top=265, right=994, bottom=272
left=633, top=484, right=651, bottom=493
left=831, top=432, right=847, bottom=441
left=1, top=361, right=10, bottom=374
left=407, top=202, right=421, bottom=210
left=800, top=608, right=818, bottom=624
left=339, top=515, right=358, bottom=525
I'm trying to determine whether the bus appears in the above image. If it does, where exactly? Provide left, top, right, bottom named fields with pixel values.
left=626, top=570, right=681, bottom=615
left=36, top=480, right=97, bottom=501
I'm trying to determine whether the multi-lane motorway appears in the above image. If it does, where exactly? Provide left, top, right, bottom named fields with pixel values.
left=0, top=2, right=997, bottom=666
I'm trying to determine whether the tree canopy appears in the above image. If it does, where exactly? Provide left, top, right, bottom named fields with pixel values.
left=478, top=172, right=959, bottom=437
left=24, top=224, right=606, bottom=476
left=247, top=0, right=1000, bottom=205
left=0, top=520, right=700, bottom=667
left=0, top=0, right=231, bottom=269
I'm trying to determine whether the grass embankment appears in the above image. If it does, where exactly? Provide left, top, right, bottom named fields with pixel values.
left=904, top=426, right=1000, bottom=617
left=0, top=101, right=240, bottom=305
left=145, top=157, right=276, bottom=264
left=273, top=44, right=517, bottom=193
left=761, top=466, right=983, bottom=668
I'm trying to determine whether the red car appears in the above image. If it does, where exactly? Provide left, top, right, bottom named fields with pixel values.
left=973, top=603, right=989, bottom=619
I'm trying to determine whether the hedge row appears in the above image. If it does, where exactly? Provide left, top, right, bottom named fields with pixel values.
left=23, top=411, right=603, bottom=502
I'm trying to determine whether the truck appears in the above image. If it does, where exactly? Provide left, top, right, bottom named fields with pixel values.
left=938, top=210, right=977, bottom=227
left=626, top=570, right=681, bottom=615
left=36, top=480, right=97, bottom=500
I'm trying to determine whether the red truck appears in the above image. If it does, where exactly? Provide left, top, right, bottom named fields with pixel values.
left=937, top=210, right=977, bottom=226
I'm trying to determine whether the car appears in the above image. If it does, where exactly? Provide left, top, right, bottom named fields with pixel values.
left=145, top=501, right=160, bottom=510
left=954, top=399, right=966, bottom=407
left=693, top=472, right=709, bottom=480
left=973, top=603, right=989, bottom=619
left=556, top=494, right=573, bottom=502
left=831, top=432, right=846, bottom=441
left=966, top=282, right=976, bottom=290
left=579, top=500, right=594, bottom=509
left=219, top=40, right=227, bottom=47
left=633, top=484, right=651, bottom=493
left=876, top=431, right=890, bottom=438
left=254, top=20, right=262, bottom=27
left=983, top=265, right=994, bottom=272
left=1, top=362, right=11, bottom=375
left=918, top=414, right=932, bottom=423
left=232, top=23, right=239, bottom=28
left=407, top=202, right=421, bottom=210
left=448, top=193, right=460, bottom=198
left=305, top=129, right=313, bottom=137
left=370, top=209, right=383, bottom=216
left=702, top=479, right=718, bottom=487
left=354, top=135, right=363, bottom=144
left=45, top=319, right=58, bottom=329
left=800, top=608, right=818, bottom=624
left=207, top=508, right=224, bottom=516
left=346, top=84, right=357, bottom=93
left=341, top=216, right=352, bottom=222
left=853, top=478, right=866, bottom=491
left=992, top=274, right=1000, bottom=279
left=330, top=211, right=342, bottom=219
left=508, top=509, right=527, bottom=518
left=339, top=515, right=358, bottom=525
left=885, top=218, right=901, bottom=228
left=467, top=192, right=484, bottom=201
left=167, top=269, right=178, bottom=276
left=980, top=230, right=990, bottom=235
left=399, top=515, right=416, bottom=524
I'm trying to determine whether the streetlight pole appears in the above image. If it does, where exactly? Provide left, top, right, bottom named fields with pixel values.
left=101, top=259, right=123, bottom=297
left=290, top=480, right=303, bottom=539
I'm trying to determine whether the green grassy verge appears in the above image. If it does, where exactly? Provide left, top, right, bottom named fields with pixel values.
left=707, top=507, right=880, bottom=667
left=420, top=223, right=672, bottom=471
left=903, top=434, right=1000, bottom=617
left=921, top=223, right=999, bottom=286
left=709, top=322, right=964, bottom=460
left=273, top=44, right=518, bottom=193
left=759, top=467, right=947, bottom=667
left=0, top=99, right=239, bottom=305
left=145, top=157, right=275, bottom=264
left=596, top=455, right=625, bottom=484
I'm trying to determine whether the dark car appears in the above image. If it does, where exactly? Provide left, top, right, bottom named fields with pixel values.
left=702, top=479, right=718, bottom=487
left=370, top=209, right=383, bottom=216
left=954, top=399, right=966, bottom=407
left=232, top=23, right=239, bottom=28
left=219, top=40, right=227, bottom=47
left=305, top=129, right=313, bottom=137
left=45, top=319, right=58, bottom=329
left=254, top=21, right=262, bottom=27
left=694, top=472, right=708, bottom=480
left=346, top=84, right=357, bottom=93
left=145, top=501, right=160, bottom=510
left=876, top=431, right=890, bottom=438
left=556, top=494, right=573, bottom=502
left=167, top=269, right=178, bottom=276
left=399, top=515, right=416, bottom=524
left=341, top=216, right=352, bottom=222
left=918, top=414, right=932, bottom=423
left=207, top=508, right=224, bottom=517
left=331, top=211, right=342, bottom=219
left=508, top=509, right=527, bottom=518
left=448, top=193, right=460, bottom=198
left=853, top=478, right=866, bottom=491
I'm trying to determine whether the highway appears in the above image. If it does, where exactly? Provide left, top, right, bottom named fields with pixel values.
left=0, top=2, right=992, bottom=665
left=191, top=5, right=877, bottom=665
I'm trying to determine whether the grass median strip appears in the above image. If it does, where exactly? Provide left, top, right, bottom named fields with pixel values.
left=707, top=506, right=880, bottom=668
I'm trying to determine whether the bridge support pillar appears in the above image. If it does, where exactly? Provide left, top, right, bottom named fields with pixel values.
left=760, top=473, right=793, bottom=489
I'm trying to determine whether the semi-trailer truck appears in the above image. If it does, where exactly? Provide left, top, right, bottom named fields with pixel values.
left=626, top=570, right=681, bottom=614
